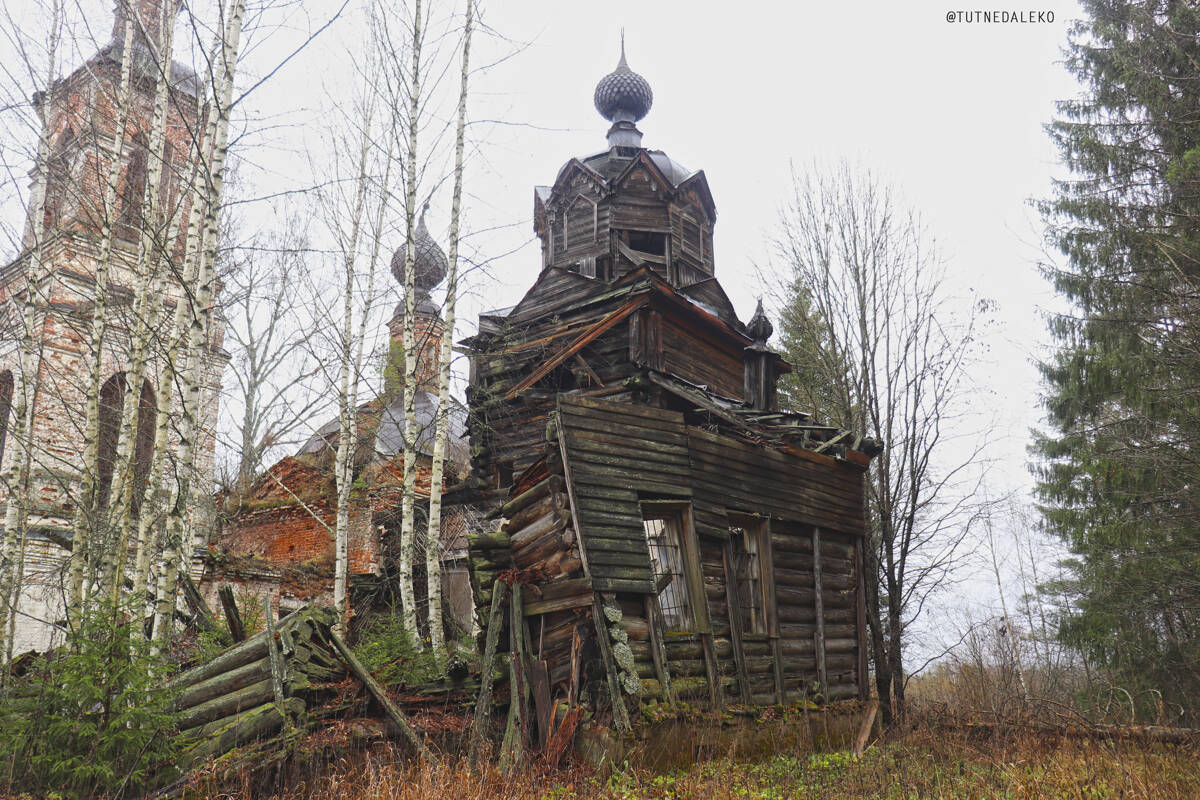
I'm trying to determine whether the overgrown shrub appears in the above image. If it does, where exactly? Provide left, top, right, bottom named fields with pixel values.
left=353, top=614, right=443, bottom=687
left=0, top=601, right=180, bottom=798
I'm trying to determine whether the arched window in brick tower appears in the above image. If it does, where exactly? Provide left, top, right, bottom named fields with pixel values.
left=117, top=134, right=148, bottom=240
left=0, top=370, right=12, bottom=467
left=96, top=373, right=157, bottom=515
left=43, top=127, right=76, bottom=230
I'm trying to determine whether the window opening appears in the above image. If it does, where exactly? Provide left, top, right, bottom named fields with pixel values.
left=643, top=514, right=693, bottom=631
left=626, top=230, right=667, bottom=256
left=730, top=522, right=766, bottom=635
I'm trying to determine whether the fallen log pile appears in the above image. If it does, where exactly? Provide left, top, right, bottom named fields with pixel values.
left=166, top=605, right=353, bottom=770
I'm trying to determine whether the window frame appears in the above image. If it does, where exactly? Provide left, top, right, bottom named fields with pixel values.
left=727, top=512, right=770, bottom=637
left=640, top=499, right=709, bottom=635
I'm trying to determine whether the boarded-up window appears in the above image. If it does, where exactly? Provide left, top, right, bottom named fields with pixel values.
left=730, top=521, right=766, bottom=635
left=552, top=213, right=565, bottom=257
left=643, top=515, right=693, bottom=631
left=566, top=196, right=596, bottom=249
left=681, top=214, right=702, bottom=259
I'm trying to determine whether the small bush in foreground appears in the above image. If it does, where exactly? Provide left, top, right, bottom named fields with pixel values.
left=0, top=601, right=179, bottom=799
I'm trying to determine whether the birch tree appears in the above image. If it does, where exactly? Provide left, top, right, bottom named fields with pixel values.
left=319, top=72, right=395, bottom=631
left=154, top=0, right=249, bottom=645
left=66, top=5, right=140, bottom=616
left=424, top=0, right=474, bottom=659
left=0, top=0, right=64, bottom=663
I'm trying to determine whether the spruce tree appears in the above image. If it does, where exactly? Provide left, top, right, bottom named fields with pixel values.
left=1036, top=0, right=1200, bottom=715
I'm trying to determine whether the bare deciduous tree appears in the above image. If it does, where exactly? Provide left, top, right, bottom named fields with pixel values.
left=769, top=161, right=990, bottom=723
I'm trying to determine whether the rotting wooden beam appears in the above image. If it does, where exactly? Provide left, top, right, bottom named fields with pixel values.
left=591, top=593, right=631, bottom=731
left=722, top=540, right=752, bottom=703
left=645, top=594, right=675, bottom=704
left=470, top=581, right=508, bottom=768
left=263, top=597, right=288, bottom=722
left=855, top=536, right=869, bottom=701
left=505, top=296, right=647, bottom=399
left=761, top=518, right=786, bottom=704
left=327, top=629, right=428, bottom=758
left=494, top=475, right=563, bottom=520
left=813, top=527, right=828, bottom=694
left=218, top=586, right=245, bottom=642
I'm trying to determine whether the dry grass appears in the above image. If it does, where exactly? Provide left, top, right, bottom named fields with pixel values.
left=214, top=723, right=1200, bottom=800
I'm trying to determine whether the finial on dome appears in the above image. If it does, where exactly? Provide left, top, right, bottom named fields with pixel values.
left=747, top=298, right=774, bottom=344
left=594, top=33, right=653, bottom=148
left=391, top=205, right=448, bottom=312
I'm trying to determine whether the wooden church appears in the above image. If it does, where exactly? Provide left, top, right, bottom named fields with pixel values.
left=455, top=43, right=879, bottom=728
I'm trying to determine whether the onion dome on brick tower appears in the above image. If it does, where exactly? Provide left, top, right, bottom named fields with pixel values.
left=391, top=204, right=448, bottom=314
left=594, top=32, right=653, bottom=148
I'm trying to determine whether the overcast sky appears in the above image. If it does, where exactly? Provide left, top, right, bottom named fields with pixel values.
left=2, top=0, right=1088, bottom=658
left=231, top=0, right=1087, bottom=650
left=448, top=0, right=1081, bottom=497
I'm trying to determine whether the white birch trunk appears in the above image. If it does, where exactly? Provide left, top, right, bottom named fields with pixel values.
left=154, top=0, right=247, bottom=647
left=424, top=0, right=474, bottom=659
left=0, top=0, right=64, bottom=663
left=396, top=0, right=425, bottom=646
left=128, top=1, right=181, bottom=613
left=66, top=12, right=139, bottom=616
left=331, top=97, right=376, bottom=634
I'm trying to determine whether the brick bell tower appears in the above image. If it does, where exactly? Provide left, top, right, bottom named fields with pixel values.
left=0, top=0, right=226, bottom=652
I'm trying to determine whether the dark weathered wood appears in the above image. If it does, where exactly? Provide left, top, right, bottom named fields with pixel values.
left=813, top=528, right=828, bottom=693
left=721, top=541, right=752, bottom=703
left=180, top=573, right=219, bottom=633
left=170, top=632, right=270, bottom=689
left=855, top=536, right=869, bottom=701
left=500, top=584, right=530, bottom=772
left=174, top=657, right=270, bottom=711
left=263, top=596, right=288, bottom=723
left=530, top=659, right=552, bottom=749
left=497, top=475, right=563, bottom=519
left=503, top=491, right=565, bottom=534
left=506, top=297, right=647, bottom=399
left=510, top=509, right=568, bottom=549
left=591, top=593, right=631, bottom=731
left=645, top=594, right=675, bottom=704
left=327, top=629, right=427, bottom=757
left=524, top=590, right=592, bottom=617
left=218, top=586, right=245, bottom=643
left=181, top=699, right=304, bottom=765
left=470, top=581, right=507, bottom=768
left=177, top=679, right=274, bottom=731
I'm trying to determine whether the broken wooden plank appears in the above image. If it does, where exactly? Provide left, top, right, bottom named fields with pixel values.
left=813, top=527, right=828, bottom=694
left=722, top=541, right=752, bottom=703
left=505, top=296, right=647, bottom=399
left=327, top=629, right=428, bottom=758
left=470, top=581, right=508, bottom=768
left=217, top=586, right=245, bottom=643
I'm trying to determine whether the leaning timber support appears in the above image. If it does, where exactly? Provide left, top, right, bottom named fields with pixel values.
left=470, top=580, right=508, bottom=767
left=263, top=596, right=291, bottom=732
left=812, top=527, right=827, bottom=694
left=499, top=583, right=529, bottom=772
left=645, top=594, right=675, bottom=704
left=591, top=593, right=632, bottom=731
left=218, top=585, right=245, bottom=642
left=721, top=541, right=752, bottom=703
left=327, top=629, right=428, bottom=758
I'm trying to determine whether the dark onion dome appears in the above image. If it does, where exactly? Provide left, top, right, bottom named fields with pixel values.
left=390, top=207, right=448, bottom=299
left=593, top=39, right=653, bottom=123
left=746, top=299, right=774, bottom=344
